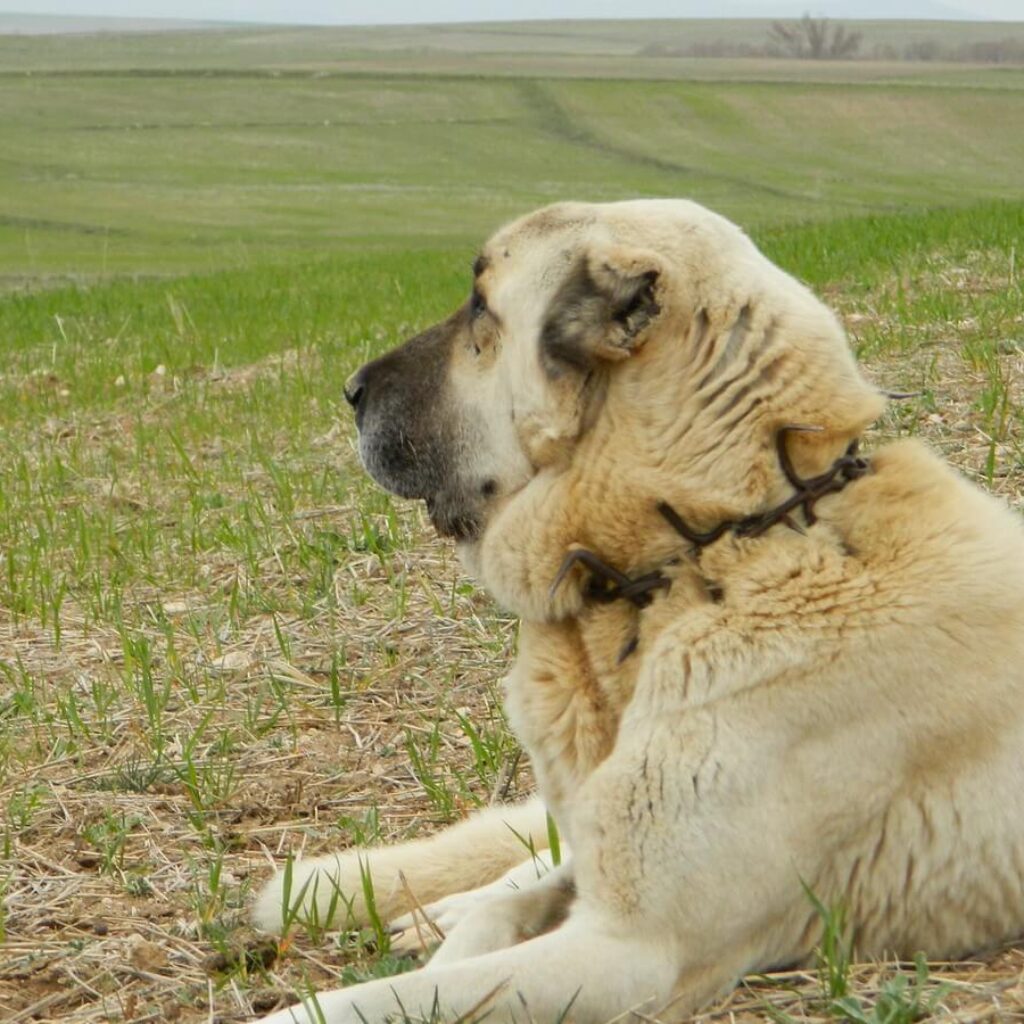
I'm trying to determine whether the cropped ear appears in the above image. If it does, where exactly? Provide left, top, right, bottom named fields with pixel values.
left=541, top=245, right=662, bottom=373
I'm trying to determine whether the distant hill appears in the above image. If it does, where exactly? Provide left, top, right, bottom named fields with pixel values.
left=2, top=14, right=1022, bottom=67
left=0, top=2, right=1012, bottom=37
left=631, top=2, right=991, bottom=18
left=722, top=2, right=978, bottom=17
left=0, top=14, right=239, bottom=35
left=586, top=1, right=980, bottom=17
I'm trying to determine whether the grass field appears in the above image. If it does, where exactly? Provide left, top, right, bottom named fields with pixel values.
left=2, top=19, right=1023, bottom=283
left=1, top=18, right=1024, bottom=1024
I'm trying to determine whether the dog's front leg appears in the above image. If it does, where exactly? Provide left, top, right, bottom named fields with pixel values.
left=256, top=908, right=682, bottom=1024
left=426, top=858, right=575, bottom=965
left=390, top=845, right=571, bottom=957
left=252, top=797, right=550, bottom=934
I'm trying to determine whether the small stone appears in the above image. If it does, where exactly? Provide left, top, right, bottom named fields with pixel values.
left=209, top=650, right=252, bottom=674
left=128, top=937, right=170, bottom=973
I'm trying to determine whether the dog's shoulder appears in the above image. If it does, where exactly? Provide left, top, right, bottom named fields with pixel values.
left=840, top=438, right=1024, bottom=582
left=628, top=438, right=1024, bottom=713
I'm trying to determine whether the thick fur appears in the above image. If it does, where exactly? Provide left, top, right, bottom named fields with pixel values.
left=254, top=200, right=1024, bottom=1024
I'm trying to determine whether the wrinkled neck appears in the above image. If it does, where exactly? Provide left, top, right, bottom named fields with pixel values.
left=469, top=414, right=871, bottom=626
left=468, top=309, right=883, bottom=624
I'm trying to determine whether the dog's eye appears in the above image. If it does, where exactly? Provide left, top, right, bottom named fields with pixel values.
left=470, top=289, right=487, bottom=321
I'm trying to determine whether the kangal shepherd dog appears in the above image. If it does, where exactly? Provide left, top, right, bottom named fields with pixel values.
left=254, top=200, right=1024, bottom=1023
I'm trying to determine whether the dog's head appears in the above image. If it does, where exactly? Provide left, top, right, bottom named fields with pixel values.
left=345, top=201, right=645, bottom=542
left=347, top=200, right=884, bottom=616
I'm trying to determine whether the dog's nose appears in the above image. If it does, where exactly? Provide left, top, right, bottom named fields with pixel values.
left=344, top=367, right=368, bottom=412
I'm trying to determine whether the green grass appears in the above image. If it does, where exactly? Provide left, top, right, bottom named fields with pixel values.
left=0, top=251, right=461, bottom=633
left=761, top=892, right=952, bottom=1024
left=755, top=200, right=1024, bottom=287
left=1, top=22, right=1022, bottom=280
left=1, top=20, right=1023, bottom=1024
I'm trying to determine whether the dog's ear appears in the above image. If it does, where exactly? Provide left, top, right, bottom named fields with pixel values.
left=541, top=246, right=662, bottom=373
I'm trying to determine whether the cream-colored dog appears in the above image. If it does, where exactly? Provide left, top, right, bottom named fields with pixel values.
left=253, top=200, right=1024, bottom=1023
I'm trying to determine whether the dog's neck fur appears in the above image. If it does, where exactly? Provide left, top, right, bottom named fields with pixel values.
left=478, top=394, right=883, bottom=832
left=469, top=302, right=885, bottom=625
left=459, top=244, right=888, bottom=830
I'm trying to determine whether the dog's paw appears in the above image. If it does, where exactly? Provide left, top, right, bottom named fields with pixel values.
left=252, top=854, right=355, bottom=935
left=387, top=849, right=560, bottom=954
left=426, top=894, right=533, bottom=966
left=388, top=888, right=494, bottom=954
left=390, top=893, right=523, bottom=965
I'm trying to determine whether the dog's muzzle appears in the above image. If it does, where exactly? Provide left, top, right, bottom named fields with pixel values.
left=344, top=323, right=486, bottom=541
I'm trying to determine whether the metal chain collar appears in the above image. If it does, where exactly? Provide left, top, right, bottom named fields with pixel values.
left=550, top=425, right=871, bottom=661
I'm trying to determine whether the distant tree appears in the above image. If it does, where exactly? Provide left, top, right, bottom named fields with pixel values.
left=903, top=38, right=942, bottom=62
left=768, top=14, right=862, bottom=60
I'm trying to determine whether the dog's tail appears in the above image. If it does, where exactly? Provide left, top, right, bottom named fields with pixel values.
left=252, top=797, right=550, bottom=934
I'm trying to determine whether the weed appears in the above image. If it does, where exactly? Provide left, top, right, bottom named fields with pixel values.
left=831, top=953, right=950, bottom=1024
left=546, top=812, right=563, bottom=869
left=275, top=855, right=355, bottom=946
left=92, top=756, right=173, bottom=794
left=6, top=783, right=46, bottom=832
left=803, top=884, right=854, bottom=1002
left=0, top=872, right=9, bottom=943
left=82, top=811, right=139, bottom=876
left=767, top=886, right=953, bottom=1024
left=404, top=721, right=458, bottom=822
left=338, top=805, right=383, bottom=847
left=338, top=953, right=417, bottom=986
left=124, top=874, right=154, bottom=897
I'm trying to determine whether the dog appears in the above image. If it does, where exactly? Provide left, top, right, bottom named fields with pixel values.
left=253, top=199, right=1024, bottom=1023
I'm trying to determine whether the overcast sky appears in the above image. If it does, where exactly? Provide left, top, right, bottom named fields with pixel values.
left=5, top=0, right=1023, bottom=23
